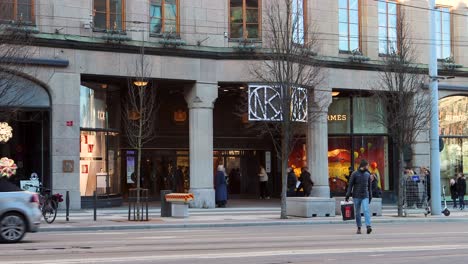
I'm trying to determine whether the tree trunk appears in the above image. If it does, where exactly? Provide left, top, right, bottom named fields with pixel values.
left=280, top=132, right=289, bottom=219
left=397, top=151, right=404, bottom=217
left=136, top=88, right=144, bottom=219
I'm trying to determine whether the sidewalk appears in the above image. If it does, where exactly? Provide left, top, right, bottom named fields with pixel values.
left=41, top=199, right=468, bottom=232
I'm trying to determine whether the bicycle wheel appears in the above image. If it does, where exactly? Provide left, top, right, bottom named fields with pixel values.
left=42, top=199, right=58, bottom=224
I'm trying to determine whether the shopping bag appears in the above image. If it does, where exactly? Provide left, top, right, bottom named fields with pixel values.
left=341, top=201, right=355, bottom=221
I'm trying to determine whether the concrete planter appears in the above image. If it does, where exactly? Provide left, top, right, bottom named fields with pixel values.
left=286, top=197, right=336, bottom=218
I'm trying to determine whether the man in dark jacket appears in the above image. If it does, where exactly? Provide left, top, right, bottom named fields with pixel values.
left=456, top=173, right=466, bottom=210
left=287, top=167, right=297, bottom=197
left=346, top=159, right=373, bottom=234
left=299, top=167, right=313, bottom=197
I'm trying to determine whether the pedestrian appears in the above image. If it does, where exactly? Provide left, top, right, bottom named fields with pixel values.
left=287, top=167, right=297, bottom=197
left=370, top=173, right=382, bottom=198
left=346, top=159, right=373, bottom=234
left=450, top=177, right=458, bottom=209
left=456, top=173, right=466, bottom=210
left=298, top=167, right=313, bottom=197
left=215, top=165, right=228, bottom=208
left=421, top=167, right=431, bottom=202
left=258, top=165, right=270, bottom=199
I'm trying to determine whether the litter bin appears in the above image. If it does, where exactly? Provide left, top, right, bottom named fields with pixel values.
left=161, top=190, right=172, bottom=217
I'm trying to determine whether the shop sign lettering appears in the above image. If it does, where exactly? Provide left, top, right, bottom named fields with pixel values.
left=328, top=114, right=347, bottom=121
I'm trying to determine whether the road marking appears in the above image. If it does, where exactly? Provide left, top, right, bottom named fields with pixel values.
left=3, top=244, right=467, bottom=263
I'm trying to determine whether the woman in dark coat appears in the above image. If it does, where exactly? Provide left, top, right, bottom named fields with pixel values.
left=287, top=167, right=297, bottom=197
left=215, top=165, right=228, bottom=207
left=299, top=167, right=313, bottom=197
left=450, top=178, right=458, bottom=209
left=456, top=173, right=466, bottom=210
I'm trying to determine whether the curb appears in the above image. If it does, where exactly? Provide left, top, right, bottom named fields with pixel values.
left=39, top=216, right=468, bottom=232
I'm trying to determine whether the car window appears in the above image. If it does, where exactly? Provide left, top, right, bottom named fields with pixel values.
left=0, top=178, right=22, bottom=192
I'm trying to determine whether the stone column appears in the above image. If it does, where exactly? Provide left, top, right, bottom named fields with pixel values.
left=49, top=73, right=81, bottom=210
left=308, top=91, right=332, bottom=198
left=185, top=82, right=218, bottom=208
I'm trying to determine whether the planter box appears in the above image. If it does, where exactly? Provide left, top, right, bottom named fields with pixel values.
left=286, top=197, right=336, bottom=218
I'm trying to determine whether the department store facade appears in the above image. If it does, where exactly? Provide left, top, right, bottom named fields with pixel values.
left=1, top=0, right=468, bottom=209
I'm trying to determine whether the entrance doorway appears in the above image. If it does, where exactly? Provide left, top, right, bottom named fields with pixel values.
left=213, top=150, right=264, bottom=198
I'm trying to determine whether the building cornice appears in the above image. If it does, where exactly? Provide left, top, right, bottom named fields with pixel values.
left=19, top=34, right=468, bottom=78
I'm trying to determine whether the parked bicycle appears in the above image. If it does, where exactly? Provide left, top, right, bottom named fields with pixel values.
left=24, top=185, right=63, bottom=224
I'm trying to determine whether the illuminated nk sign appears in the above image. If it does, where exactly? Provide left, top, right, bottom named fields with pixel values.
left=248, top=84, right=307, bottom=122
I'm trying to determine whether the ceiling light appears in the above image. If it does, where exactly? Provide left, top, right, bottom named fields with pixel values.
left=332, top=91, right=340, bottom=97
left=239, top=86, right=245, bottom=90
left=223, top=89, right=229, bottom=92
left=133, top=80, right=148, bottom=87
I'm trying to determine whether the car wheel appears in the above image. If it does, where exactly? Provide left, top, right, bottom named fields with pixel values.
left=0, top=213, right=26, bottom=243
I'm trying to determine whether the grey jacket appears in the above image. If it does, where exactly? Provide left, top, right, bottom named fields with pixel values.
left=346, top=169, right=372, bottom=199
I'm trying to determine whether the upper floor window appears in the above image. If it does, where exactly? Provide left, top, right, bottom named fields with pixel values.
left=150, top=0, right=179, bottom=35
left=93, top=0, right=125, bottom=31
left=0, top=0, right=34, bottom=24
left=292, top=0, right=306, bottom=44
left=378, top=0, right=397, bottom=55
left=435, top=7, right=451, bottom=59
left=229, top=0, right=260, bottom=39
left=338, top=0, right=360, bottom=52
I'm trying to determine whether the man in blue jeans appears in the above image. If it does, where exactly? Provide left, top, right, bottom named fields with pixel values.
left=346, top=159, right=373, bottom=234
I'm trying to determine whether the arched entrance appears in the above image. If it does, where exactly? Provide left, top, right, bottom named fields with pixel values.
left=0, top=73, right=51, bottom=188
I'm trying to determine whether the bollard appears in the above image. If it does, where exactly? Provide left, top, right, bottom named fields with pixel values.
left=146, top=190, right=149, bottom=221
left=160, top=190, right=172, bottom=217
left=93, top=191, right=97, bottom=221
left=66, top=191, right=70, bottom=222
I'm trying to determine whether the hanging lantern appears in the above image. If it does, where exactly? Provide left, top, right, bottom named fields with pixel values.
left=0, top=122, right=13, bottom=143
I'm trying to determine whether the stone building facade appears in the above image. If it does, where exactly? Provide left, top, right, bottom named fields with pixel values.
left=1, top=0, right=468, bottom=209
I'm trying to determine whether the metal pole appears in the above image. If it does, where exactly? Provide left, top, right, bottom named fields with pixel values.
left=66, top=191, right=70, bottom=222
left=428, top=0, right=441, bottom=215
left=93, top=191, right=97, bottom=221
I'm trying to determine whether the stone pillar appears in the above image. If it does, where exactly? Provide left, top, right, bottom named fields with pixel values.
left=185, top=82, right=218, bottom=208
left=49, top=73, right=81, bottom=210
left=308, top=91, right=332, bottom=198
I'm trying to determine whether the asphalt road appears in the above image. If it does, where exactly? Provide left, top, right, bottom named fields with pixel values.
left=2, top=222, right=468, bottom=264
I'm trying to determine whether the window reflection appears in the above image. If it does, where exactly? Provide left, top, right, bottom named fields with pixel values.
left=378, top=0, right=397, bottom=55
left=338, top=0, right=360, bottom=52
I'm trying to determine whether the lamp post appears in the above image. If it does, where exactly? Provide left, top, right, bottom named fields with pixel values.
left=428, top=0, right=441, bottom=215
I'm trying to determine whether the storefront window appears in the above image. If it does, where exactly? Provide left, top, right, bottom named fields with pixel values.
left=353, top=97, right=387, bottom=134
left=80, top=84, right=120, bottom=196
left=328, top=95, right=390, bottom=195
left=439, top=96, right=468, bottom=186
left=328, top=97, right=350, bottom=134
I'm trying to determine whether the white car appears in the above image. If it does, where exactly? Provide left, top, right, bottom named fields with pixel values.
left=0, top=178, right=42, bottom=243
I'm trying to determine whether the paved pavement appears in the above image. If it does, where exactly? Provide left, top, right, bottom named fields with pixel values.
left=40, top=199, right=468, bottom=232
left=3, top=222, right=468, bottom=263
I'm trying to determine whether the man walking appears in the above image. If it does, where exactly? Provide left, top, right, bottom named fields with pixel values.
left=346, top=159, right=373, bottom=234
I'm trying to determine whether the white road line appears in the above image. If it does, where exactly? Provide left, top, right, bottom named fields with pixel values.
left=3, top=244, right=467, bottom=264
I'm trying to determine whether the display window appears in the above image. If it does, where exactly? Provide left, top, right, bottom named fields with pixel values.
left=79, top=84, right=120, bottom=196
left=439, top=96, right=468, bottom=187
left=327, top=95, right=390, bottom=196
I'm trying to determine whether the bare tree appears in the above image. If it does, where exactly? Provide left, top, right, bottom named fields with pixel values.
left=122, top=45, right=158, bottom=218
left=247, top=0, right=323, bottom=219
left=371, top=9, right=430, bottom=216
left=0, top=21, right=38, bottom=116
